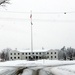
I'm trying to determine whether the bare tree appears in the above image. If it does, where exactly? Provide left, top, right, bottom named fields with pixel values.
left=58, top=50, right=66, bottom=60
left=1, top=51, right=5, bottom=61
left=0, top=0, right=10, bottom=6
left=66, top=47, right=74, bottom=60
left=61, top=46, right=66, bottom=51
left=0, top=48, right=12, bottom=61
left=73, top=51, right=75, bottom=57
left=58, top=46, right=66, bottom=60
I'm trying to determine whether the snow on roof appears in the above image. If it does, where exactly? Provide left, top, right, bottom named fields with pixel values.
left=17, top=49, right=48, bottom=52
left=9, top=49, right=59, bottom=53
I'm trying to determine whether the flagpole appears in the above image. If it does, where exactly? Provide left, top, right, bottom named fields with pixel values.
left=30, top=11, right=33, bottom=59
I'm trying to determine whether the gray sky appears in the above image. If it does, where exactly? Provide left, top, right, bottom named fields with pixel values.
left=0, top=0, right=75, bottom=50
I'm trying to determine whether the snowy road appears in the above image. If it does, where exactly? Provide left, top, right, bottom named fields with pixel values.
left=22, top=67, right=54, bottom=75
left=0, top=66, right=75, bottom=75
left=21, top=66, right=75, bottom=75
left=0, top=70, right=16, bottom=75
left=0, top=67, right=54, bottom=75
left=0, top=67, right=18, bottom=75
left=0, top=60, right=75, bottom=75
left=0, top=67, right=26, bottom=75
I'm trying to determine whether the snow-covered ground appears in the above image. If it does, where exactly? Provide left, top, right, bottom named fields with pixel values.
left=0, top=60, right=75, bottom=75
left=0, top=60, right=75, bottom=67
left=22, top=69, right=33, bottom=75
left=50, top=65, right=75, bottom=75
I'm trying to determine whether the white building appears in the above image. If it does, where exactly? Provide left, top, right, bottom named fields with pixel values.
left=9, top=49, right=58, bottom=60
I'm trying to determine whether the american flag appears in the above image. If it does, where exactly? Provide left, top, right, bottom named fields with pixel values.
left=30, top=14, right=32, bottom=19
left=30, top=13, right=33, bottom=25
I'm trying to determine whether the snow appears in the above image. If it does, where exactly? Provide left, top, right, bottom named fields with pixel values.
left=10, top=49, right=59, bottom=53
left=0, top=60, right=75, bottom=67
left=39, top=70, right=47, bottom=75
left=17, top=49, right=48, bottom=52
left=0, top=60, right=75, bottom=75
left=22, top=69, right=33, bottom=75
left=50, top=65, right=75, bottom=75
left=0, top=67, right=16, bottom=74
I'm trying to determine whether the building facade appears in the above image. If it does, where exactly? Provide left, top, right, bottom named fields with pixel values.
left=9, top=49, right=58, bottom=60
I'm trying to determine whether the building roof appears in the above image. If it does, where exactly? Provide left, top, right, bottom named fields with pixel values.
left=9, top=49, right=59, bottom=53
left=17, top=49, right=48, bottom=52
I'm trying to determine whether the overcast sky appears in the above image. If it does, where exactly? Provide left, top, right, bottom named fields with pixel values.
left=0, top=0, right=75, bottom=50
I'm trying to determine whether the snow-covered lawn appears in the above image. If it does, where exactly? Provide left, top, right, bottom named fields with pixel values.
left=0, top=60, right=75, bottom=67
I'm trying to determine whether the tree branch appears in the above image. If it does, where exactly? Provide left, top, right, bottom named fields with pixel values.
left=0, top=0, right=10, bottom=5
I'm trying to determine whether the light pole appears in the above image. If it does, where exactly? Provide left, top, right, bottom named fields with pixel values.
left=30, top=11, right=33, bottom=59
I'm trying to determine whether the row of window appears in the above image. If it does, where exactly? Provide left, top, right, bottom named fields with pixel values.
left=10, top=56, right=57, bottom=60
left=47, top=52, right=57, bottom=54
left=46, top=56, right=56, bottom=58
left=22, top=52, right=42, bottom=55
left=26, top=56, right=57, bottom=59
left=10, top=52, right=57, bottom=55
left=25, top=56, right=42, bottom=59
left=10, top=53, right=20, bottom=55
left=11, top=57, right=20, bottom=59
left=10, top=52, right=42, bottom=55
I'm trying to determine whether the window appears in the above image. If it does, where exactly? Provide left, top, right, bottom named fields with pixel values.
left=22, top=53, right=24, bottom=55
left=18, top=53, right=20, bottom=55
left=36, top=56, right=38, bottom=59
left=55, top=52, right=56, bottom=54
left=51, top=56, right=53, bottom=58
left=32, top=52, right=34, bottom=54
left=36, top=53, right=38, bottom=54
left=55, top=56, right=56, bottom=58
left=29, top=53, right=30, bottom=55
left=26, top=57, right=27, bottom=59
left=47, top=56, right=49, bottom=58
left=26, top=53, right=27, bottom=55
left=33, top=56, right=35, bottom=59
left=39, top=57, right=41, bottom=59
left=18, top=57, right=20, bottom=59
left=51, top=52, right=53, bottom=54
left=11, top=57, right=12, bottom=59
left=39, top=52, right=41, bottom=55
left=10, top=53, right=12, bottom=55
left=29, top=56, right=31, bottom=59
left=14, top=57, right=16, bottom=59
left=14, top=53, right=16, bottom=55
left=47, top=52, right=49, bottom=54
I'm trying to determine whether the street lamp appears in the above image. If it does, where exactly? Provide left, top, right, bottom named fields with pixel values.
left=30, top=11, right=33, bottom=60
